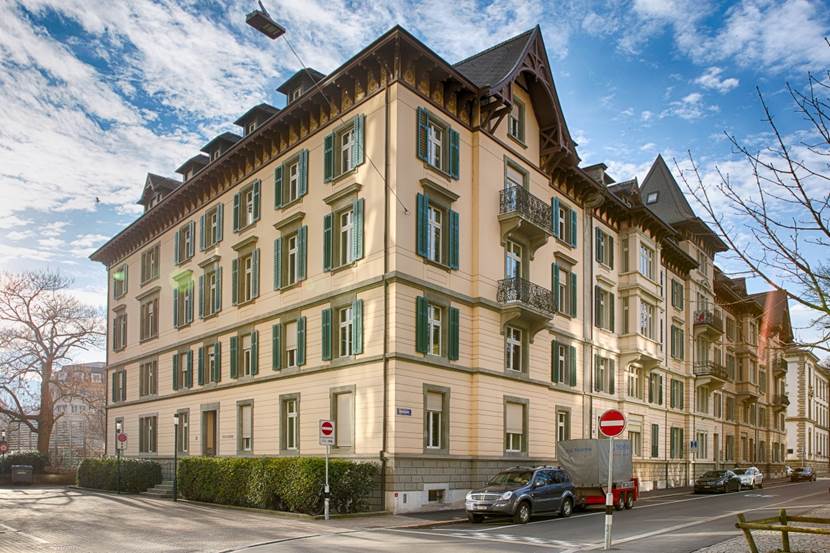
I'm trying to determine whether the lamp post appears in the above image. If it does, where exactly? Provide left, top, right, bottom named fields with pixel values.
left=172, top=414, right=179, bottom=502
left=1, top=429, right=6, bottom=465
left=115, top=422, right=122, bottom=494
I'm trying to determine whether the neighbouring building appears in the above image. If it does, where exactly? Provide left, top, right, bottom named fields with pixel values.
left=91, top=25, right=794, bottom=512
left=786, top=349, right=830, bottom=473
left=49, top=362, right=107, bottom=467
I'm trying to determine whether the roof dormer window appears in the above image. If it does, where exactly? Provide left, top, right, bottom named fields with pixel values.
left=246, top=122, right=257, bottom=136
left=290, top=87, right=302, bottom=103
left=646, top=192, right=658, bottom=204
left=211, top=149, right=221, bottom=161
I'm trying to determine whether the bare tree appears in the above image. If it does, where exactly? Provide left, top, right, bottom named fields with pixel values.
left=0, top=271, right=104, bottom=454
left=676, top=42, right=830, bottom=353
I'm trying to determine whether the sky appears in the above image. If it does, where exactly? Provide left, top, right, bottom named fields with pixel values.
left=0, top=0, right=828, bottom=361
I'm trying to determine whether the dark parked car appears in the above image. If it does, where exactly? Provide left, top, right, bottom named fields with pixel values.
left=465, top=466, right=576, bottom=524
left=790, top=466, right=817, bottom=482
left=694, top=470, right=742, bottom=493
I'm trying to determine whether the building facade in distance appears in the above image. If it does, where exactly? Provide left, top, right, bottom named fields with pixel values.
left=786, top=349, right=829, bottom=473
left=91, top=26, right=793, bottom=512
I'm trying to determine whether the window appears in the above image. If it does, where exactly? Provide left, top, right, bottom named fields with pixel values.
left=505, top=240, right=523, bottom=278
left=552, top=197, right=577, bottom=247
left=670, top=325, right=684, bottom=359
left=232, top=248, right=260, bottom=305
left=173, top=278, right=194, bottom=328
left=504, top=160, right=526, bottom=189
left=428, top=489, right=445, bottom=503
left=324, top=199, right=365, bottom=271
left=595, top=286, right=615, bottom=331
left=333, top=390, right=354, bottom=449
left=272, top=317, right=306, bottom=370
left=242, top=334, right=253, bottom=376
left=174, top=221, right=195, bottom=264
left=339, top=306, right=353, bottom=357
left=321, top=300, right=363, bottom=361
left=556, top=409, right=570, bottom=443
left=508, top=98, right=525, bottom=142
left=551, top=340, right=576, bottom=386
left=697, top=387, right=709, bottom=413
left=645, top=191, right=658, bottom=204
left=696, top=431, right=708, bottom=459
left=594, top=355, right=616, bottom=394
left=139, top=360, right=157, bottom=397
left=726, top=396, right=736, bottom=421
left=415, top=297, right=459, bottom=360
left=139, top=294, right=159, bottom=341
left=640, top=300, right=656, bottom=339
left=648, top=372, right=663, bottom=405
left=425, top=391, right=444, bottom=450
left=172, top=350, right=192, bottom=390
left=207, top=342, right=221, bottom=383
left=629, top=430, right=642, bottom=457
left=505, top=326, right=523, bottom=373
left=285, top=321, right=298, bottom=369
left=697, top=249, right=709, bottom=278
left=282, top=396, right=299, bottom=451
left=176, top=411, right=189, bottom=453
left=200, top=263, right=222, bottom=318
left=200, top=204, right=224, bottom=250
left=759, top=369, right=767, bottom=394
left=113, top=311, right=127, bottom=351
left=324, top=115, right=365, bottom=181
left=726, top=354, right=736, bottom=379
left=627, top=366, right=643, bottom=399
left=622, top=296, right=630, bottom=334
left=428, top=305, right=442, bottom=356
left=140, top=244, right=160, bottom=284
left=230, top=331, right=258, bottom=378
left=290, top=87, right=302, bottom=102
left=595, top=228, right=614, bottom=268
left=671, top=280, right=684, bottom=310
left=415, top=193, right=459, bottom=269
left=713, top=392, right=722, bottom=418
left=274, top=151, right=309, bottom=207
left=139, top=416, right=157, bottom=453
left=112, top=264, right=128, bottom=299
left=670, top=379, right=684, bottom=409
left=91, top=373, right=102, bottom=383
left=622, top=238, right=630, bottom=272
left=639, top=243, right=655, bottom=279
left=111, top=369, right=126, bottom=402
left=238, top=403, right=253, bottom=453
left=233, top=181, right=261, bottom=231
left=505, top=401, right=526, bottom=454
left=670, top=430, right=683, bottom=459
left=725, top=435, right=735, bottom=460
left=416, top=108, right=459, bottom=178
left=553, top=263, right=577, bottom=317
left=650, top=424, right=659, bottom=457
left=725, top=316, right=736, bottom=341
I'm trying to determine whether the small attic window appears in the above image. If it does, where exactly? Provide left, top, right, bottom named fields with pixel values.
left=211, top=149, right=221, bottom=161
left=290, top=87, right=302, bottom=103
left=646, top=192, right=658, bottom=205
left=246, top=121, right=257, bottom=136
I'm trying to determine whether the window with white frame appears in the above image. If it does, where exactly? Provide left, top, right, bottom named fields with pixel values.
left=670, top=427, right=684, bottom=459
left=595, top=286, right=615, bottom=331
left=697, top=387, right=709, bottom=413
left=629, top=430, right=643, bottom=456
left=428, top=305, right=442, bottom=356
left=627, top=366, right=643, bottom=399
left=640, top=299, right=656, bottom=339
left=639, top=243, right=655, bottom=280
left=112, top=264, right=128, bottom=299
left=556, top=410, right=570, bottom=443
left=242, top=334, right=253, bottom=376
left=113, top=310, right=127, bottom=351
left=139, top=359, right=157, bottom=397
left=508, top=98, right=525, bottom=142
left=427, top=205, right=442, bottom=264
left=505, top=240, right=522, bottom=278
left=283, top=397, right=298, bottom=450
left=287, top=159, right=300, bottom=203
left=285, top=321, right=298, bottom=369
left=505, top=401, right=525, bottom=453
left=140, top=244, right=160, bottom=284
left=242, top=184, right=257, bottom=228
left=339, top=126, right=355, bottom=174
left=239, top=403, right=252, bottom=452
left=504, top=161, right=526, bottom=189
left=696, top=431, right=708, bottom=459
left=286, top=233, right=299, bottom=286
left=505, top=326, right=523, bottom=373
left=427, top=120, right=444, bottom=169
left=140, top=294, right=159, bottom=341
left=595, top=228, right=614, bottom=268
left=338, top=208, right=354, bottom=267
left=202, top=263, right=221, bottom=317
left=339, top=305, right=353, bottom=357
left=425, top=391, right=443, bottom=450
left=139, top=416, right=157, bottom=453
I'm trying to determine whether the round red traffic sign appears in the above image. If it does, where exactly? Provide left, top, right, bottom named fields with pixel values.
left=0, top=441, right=8, bottom=454
left=320, top=421, right=334, bottom=436
left=117, top=432, right=128, bottom=443
left=599, top=409, right=626, bottom=438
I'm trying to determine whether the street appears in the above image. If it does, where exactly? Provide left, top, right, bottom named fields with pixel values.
left=1, top=481, right=828, bottom=552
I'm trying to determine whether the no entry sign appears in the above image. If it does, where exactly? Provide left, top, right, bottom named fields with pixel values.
left=0, top=441, right=8, bottom=454
left=319, top=419, right=335, bottom=446
left=599, top=409, right=626, bottom=438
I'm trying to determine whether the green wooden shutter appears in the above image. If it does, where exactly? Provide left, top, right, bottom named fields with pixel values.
left=298, top=225, right=307, bottom=281
left=213, top=342, right=221, bottom=382
left=416, top=107, right=429, bottom=161
left=251, top=248, right=260, bottom=298
left=273, top=238, right=282, bottom=290
left=448, top=306, right=459, bottom=361
left=648, top=374, right=654, bottom=403
left=199, top=214, right=206, bottom=251
left=233, top=192, right=240, bottom=231
left=595, top=228, right=602, bottom=263
left=594, top=286, right=602, bottom=328
left=174, top=229, right=180, bottom=265
left=415, top=296, right=428, bottom=354
left=449, top=127, right=460, bottom=179
left=608, top=235, right=614, bottom=268
left=448, top=209, right=459, bottom=270
left=297, top=316, right=306, bottom=366
left=353, top=114, right=365, bottom=168
left=274, top=165, right=284, bottom=208
left=323, top=213, right=333, bottom=272
left=299, top=149, right=308, bottom=197
left=416, top=193, right=428, bottom=257
left=198, top=275, right=204, bottom=319
left=570, top=271, right=577, bottom=318
left=353, top=198, right=364, bottom=260
left=569, top=345, right=577, bottom=386
left=609, top=292, right=616, bottom=332
left=172, top=353, right=179, bottom=391
left=321, top=308, right=332, bottom=360
left=216, top=203, right=224, bottom=243
left=352, top=298, right=363, bottom=355
left=111, top=372, right=117, bottom=403
left=229, top=336, right=238, bottom=378
left=122, top=264, right=128, bottom=294
left=552, top=262, right=560, bottom=312
left=186, top=349, right=193, bottom=388
left=272, top=323, right=282, bottom=370
left=198, top=346, right=205, bottom=386
left=231, top=258, right=239, bottom=305
left=324, top=132, right=335, bottom=182
left=120, top=371, right=126, bottom=401
left=551, top=197, right=560, bottom=238
left=172, top=288, right=179, bottom=328
left=570, top=209, right=577, bottom=247
left=216, top=266, right=223, bottom=312
left=252, top=180, right=261, bottom=221
left=551, top=340, right=560, bottom=382
left=609, top=358, right=615, bottom=394
left=594, top=354, right=601, bottom=392
left=658, top=375, right=664, bottom=405
left=186, top=281, right=194, bottom=323
left=187, top=221, right=196, bottom=258
left=251, top=330, right=259, bottom=375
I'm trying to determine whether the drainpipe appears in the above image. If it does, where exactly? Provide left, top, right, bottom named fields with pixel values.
left=380, top=84, right=390, bottom=509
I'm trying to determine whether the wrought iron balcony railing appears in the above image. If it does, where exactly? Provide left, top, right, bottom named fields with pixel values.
left=772, top=394, right=790, bottom=407
left=499, top=185, right=552, bottom=234
left=693, top=362, right=729, bottom=381
left=694, top=310, right=724, bottom=333
left=773, top=357, right=787, bottom=373
left=497, top=277, right=554, bottom=318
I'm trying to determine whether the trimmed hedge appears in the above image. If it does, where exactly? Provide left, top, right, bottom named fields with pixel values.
left=0, top=451, right=49, bottom=473
left=178, top=456, right=378, bottom=514
left=77, top=458, right=162, bottom=493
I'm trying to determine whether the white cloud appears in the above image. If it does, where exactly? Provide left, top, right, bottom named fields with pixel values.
left=641, top=142, right=656, bottom=151
left=660, top=91, right=719, bottom=120
left=694, top=67, right=739, bottom=93
left=640, top=110, right=654, bottom=122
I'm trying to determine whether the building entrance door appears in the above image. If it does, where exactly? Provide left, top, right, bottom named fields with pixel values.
left=203, top=410, right=217, bottom=456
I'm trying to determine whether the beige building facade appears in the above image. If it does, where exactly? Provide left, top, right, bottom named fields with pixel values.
left=786, top=349, right=830, bottom=473
left=92, top=26, right=792, bottom=513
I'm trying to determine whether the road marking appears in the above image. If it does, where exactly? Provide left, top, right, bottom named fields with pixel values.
left=387, top=528, right=564, bottom=549
left=0, top=523, right=48, bottom=544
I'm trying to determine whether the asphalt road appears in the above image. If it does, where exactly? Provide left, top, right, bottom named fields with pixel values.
left=249, top=480, right=830, bottom=552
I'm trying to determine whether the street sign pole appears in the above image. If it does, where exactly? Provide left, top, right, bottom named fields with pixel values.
left=319, top=420, right=335, bottom=521
left=605, top=436, right=613, bottom=551
left=324, top=444, right=330, bottom=521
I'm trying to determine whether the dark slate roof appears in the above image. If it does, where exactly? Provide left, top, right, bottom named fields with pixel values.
left=138, top=173, right=180, bottom=205
left=200, top=132, right=242, bottom=153
left=234, top=103, right=280, bottom=127
left=175, top=154, right=209, bottom=176
left=453, top=28, right=534, bottom=88
left=639, top=154, right=696, bottom=225
left=277, top=68, right=326, bottom=95
left=750, top=289, right=792, bottom=341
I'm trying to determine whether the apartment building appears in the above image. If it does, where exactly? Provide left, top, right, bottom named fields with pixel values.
left=786, top=348, right=830, bottom=473
left=91, top=25, right=792, bottom=512
left=50, top=362, right=106, bottom=467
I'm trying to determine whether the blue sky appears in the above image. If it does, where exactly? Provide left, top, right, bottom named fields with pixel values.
left=1, top=0, right=828, bottom=360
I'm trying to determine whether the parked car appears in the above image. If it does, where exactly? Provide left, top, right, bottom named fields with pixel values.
left=785, top=465, right=794, bottom=477
left=694, top=470, right=742, bottom=493
left=732, top=467, right=764, bottom=489
left=465, top=466, right=576, bottom=524
left=790, top=466, right=817, bottom=482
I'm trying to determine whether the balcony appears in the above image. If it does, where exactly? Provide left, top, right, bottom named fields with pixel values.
left=772, top=394, right=790, bottom=410
left=693, top=310, right=723, bottom=338
left=736, top=381, right=760, bottom=402
left=693, top=362, right=729, bottom=388
left=735, top=342, right=758, bottom=358
left=498, top=186, right=553, bottom=259
left=772, top=357, right=787, bottom=376
left=496, top=277, right=553, bottom=341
